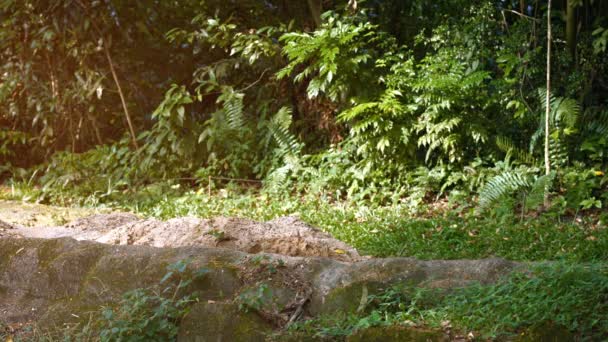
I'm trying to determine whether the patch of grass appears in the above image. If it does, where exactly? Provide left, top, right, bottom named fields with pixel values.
left=444, top=262, right=608, bottom=340
left=289, top=262, right=608, bottom=340
left=2, top=181, right=607, bottom=262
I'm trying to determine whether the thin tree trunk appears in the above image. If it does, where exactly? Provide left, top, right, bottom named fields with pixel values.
left=103, top=40, right=139, bottom=149
left=74, top=0, right=139, bottom=149
left=566, top=0, right=577, bottom=58
left=544, top=0, right=552, bottom=206
left=307, top=0, right=322, bottom=28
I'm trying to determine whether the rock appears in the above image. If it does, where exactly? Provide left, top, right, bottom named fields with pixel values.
left=514, top=322, right=575, bottom=342
left=347, top=326, right=448, bottom=342
left=309, top=257, right=521, bottom=315
left=0, top=237, right=522, bottom=341
left=11, top=212, right=361, bottom=262
left=178, top=302, right=272, bottom=342
left=0, top=199, right=101, bottom=227
left=0, top=219, right=14, bottom=230
left=0, top=219, right=16, bottom=238
left=66, top=212, right=140, bottom=232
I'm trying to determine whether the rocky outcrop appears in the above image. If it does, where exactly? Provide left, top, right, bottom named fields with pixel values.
left=0, top=237, right=523, bottom=341
left=9, top=214, right=361, bottom=262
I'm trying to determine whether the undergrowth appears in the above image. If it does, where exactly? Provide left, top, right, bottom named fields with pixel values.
left=289, top=262, right=608, bottom=340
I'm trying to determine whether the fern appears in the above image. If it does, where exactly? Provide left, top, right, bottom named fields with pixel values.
left=523, top=89, right=582, bottom=171
left=496, top=136, right=537, bottom=165
left=548, top=135, right=569, bottom=168
left=268, top=107, right=301, bottom=156
left=525, top=171, right=556, bottom=210
left=478, top=169, right=533, bottom=210
left=581, top=108, right=608, bottom=136
left=338, top=90, right=411, bottom=156
left=530, top=89, right=580, bottom=153
left=217, top=87, right=246, bottom=130
left=264, top=154, right=302, bottom=191
left=277, top=12, right=376, bottom=101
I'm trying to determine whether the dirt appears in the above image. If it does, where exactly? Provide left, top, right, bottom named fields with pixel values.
left=0, top=199, right=104, bottom=227
left=0, top=201, right=360, bottom=262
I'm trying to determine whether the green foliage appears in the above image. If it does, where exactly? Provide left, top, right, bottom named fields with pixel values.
left=0, top=129, right=29, bottom=175
left=592, top=26, right=608, bottom=54
left=559, top=167, right=607, bottom=213
left=0, top=0, right=209, bottom=162
left=278, top=12, right=382, bottom=101
left=3, top=0, right=608, bottom=211
left=267, top=107, right=301, bottom=157
left=237, top=283, right=271, bottom=313
left=38, top=187, right=602, bottom=263
left=477, top=167, right=551, bottom=211
left=35, top=144, right=136, bottom=205
left=496, top=136, right=537, bottom=165
left=579, top=108, right=608, bottom=165
left=291, top=263, right=608, bottom=340
left=99, top=260, right=208, bottom=342
left=444, top=263, right=608, bottom=340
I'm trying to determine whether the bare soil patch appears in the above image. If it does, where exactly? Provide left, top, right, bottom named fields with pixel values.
left=0, top=201, right=360, bottom=262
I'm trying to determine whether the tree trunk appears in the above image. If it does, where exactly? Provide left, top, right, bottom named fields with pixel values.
left=104, top=40, right=139, bottom=150
left=566, top=0, right=577, bottom=58
left=544, top=0, right=552, bottom=207
left=307, top=0, right=322, bottom=28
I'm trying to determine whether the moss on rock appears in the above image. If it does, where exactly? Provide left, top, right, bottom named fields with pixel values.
left=177, top=301, right=272, bottom=342
left=346, top=326, right=447, bottom=342
left=514, top=322, right=575, bottom=342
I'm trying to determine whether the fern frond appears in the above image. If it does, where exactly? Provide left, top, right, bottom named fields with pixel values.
left=530, top=90, right=580, bottom=155
left=581, top=108, right=608, bottom=136
left=548, top=135, right=569, bottom=168
left=537, top=89, right=580, bottom=129
left=217, top=87, right=246, bottom=130
left=478, top=169, right=532, bottom=210
left=525, top=171, right=556, bottom=210
left=496, top=136, right=537, bottom=165
left=268, top=107, right=301, bottom=156
left=553, top=97, right=580, bottom=129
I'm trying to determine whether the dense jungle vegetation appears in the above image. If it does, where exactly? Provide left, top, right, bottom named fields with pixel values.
left=1, top=0, right=608, bottom=340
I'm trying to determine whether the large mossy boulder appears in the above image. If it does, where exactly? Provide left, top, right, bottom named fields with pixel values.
left=0, top=237, right=522, bottom=340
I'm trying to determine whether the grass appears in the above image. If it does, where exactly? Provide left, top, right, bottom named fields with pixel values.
left=289, top=262, right=608, bottom=340
left=2, top=180, right=608, bottom=340
left=139, top=192, right=608, bottom=262
left=2, top=181, right=607, bottom=262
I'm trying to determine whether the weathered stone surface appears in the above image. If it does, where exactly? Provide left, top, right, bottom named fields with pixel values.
left=0, top=236, right=524, bottom=341
left=309, top=257, right=520, bottom=315
left=514, top=322, right=575, bottom=342
left=178, top=302, right=272, bottom=342
left=347, top=326, right=448, bottom=342
left=10, top=213, right=361, bottom=262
